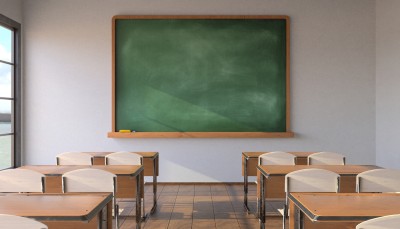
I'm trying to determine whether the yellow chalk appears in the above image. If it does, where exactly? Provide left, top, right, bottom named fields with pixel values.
left=119, top=129, right=131, bottom=133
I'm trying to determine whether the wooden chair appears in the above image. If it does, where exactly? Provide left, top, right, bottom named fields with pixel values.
left=105, top=152, right=145, bottom=216
left=0, top=214, right=48, bottom=229
left=105, top=151, right=143, bottom=165
left=56, top=152, right=93, bottom=165
left=356, top=169, right=400, bottom=193
left=0, top=169, right=45, bottom=193
left=258, top=151, right=296, bottom=165
left=307, top=152, right=345, bottom=165
left=62, top=168, right=119, bottom=229
left=356, top=214, right=400, bottom=229
left=283, top=168, right=340, bottom=229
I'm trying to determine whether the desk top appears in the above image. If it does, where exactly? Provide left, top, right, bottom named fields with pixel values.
left=20, top=165, right=143, bottom=177
left=0, top=193, right=112, bottom=222
left=84, top=152, right=158, bottom=158
left=288, top=192, right=400, bottom=222
left=243, top=152, right=315, bottom=159
left=257, top=165, right=380, bottom=177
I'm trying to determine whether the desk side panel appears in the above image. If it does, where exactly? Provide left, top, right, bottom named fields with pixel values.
left=245, top=157, right=258, bottom=176
left=116, top=173, right=144, bottom=198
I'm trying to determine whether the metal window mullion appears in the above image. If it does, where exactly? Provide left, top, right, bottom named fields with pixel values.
left=0, top=59, right=14, bottom=65
left=0, top=133, right=14, bottom=137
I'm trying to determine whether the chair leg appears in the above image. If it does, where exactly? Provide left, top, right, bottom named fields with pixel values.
left=115, top=204, right=119, bottom=229
left=142, top=196, right=147, bottom=219
left=283, top=204, right=287, bottom=229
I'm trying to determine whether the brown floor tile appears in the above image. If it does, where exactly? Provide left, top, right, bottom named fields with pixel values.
left=168, top=219, right=193, bottom=229
left=192, top=219, right=216, bottom=229
left=116, top=183, right=283, bottom=229
left=143, top=219, right=169, bottom=229
left=215, top=219, right=240, bottom=229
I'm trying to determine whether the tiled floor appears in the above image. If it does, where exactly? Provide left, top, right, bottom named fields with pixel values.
left=117, top=183, right=284, bottom=229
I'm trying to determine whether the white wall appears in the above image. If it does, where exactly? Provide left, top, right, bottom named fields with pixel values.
left=0, top=0, right=22, bottom=22
left=22, top=0, right=376, bottom=182
left=376, top=0, right=400, bottom=168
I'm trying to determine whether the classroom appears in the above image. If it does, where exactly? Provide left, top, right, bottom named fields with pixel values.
left=0, top=0, right=399, bottom=228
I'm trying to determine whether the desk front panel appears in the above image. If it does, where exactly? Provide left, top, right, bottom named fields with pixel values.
left=88, top=152, right=159, bottom=176
left=257, top=165, right=380, bottom=198
left=44, top=175, right=141, bottom=198
left=242, top=152, right=314, bottom=176
left=21, top=165, right=144, bottom=198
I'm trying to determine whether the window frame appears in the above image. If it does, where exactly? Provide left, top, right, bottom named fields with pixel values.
left=0, top=14, right=21, bottom=168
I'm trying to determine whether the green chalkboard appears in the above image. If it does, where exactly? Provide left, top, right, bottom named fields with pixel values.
left=112, top=16, right=291, bottom=137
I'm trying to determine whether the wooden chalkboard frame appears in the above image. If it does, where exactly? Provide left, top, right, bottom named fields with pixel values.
left=109, top=15, right=293, bottom=138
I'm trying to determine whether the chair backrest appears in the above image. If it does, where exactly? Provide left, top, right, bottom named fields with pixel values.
left=105, top=151, right=143, bottom=165
left=356, top=169, right=400, bottom=193
left=285, top=168, right=340, bottom=193
left=56, top=152, right=93, bottom=165
left=62, top=168, right=116, bottom=193
left=0, top=214, right=48, bottom=229
left=0, top=169, right=44, bottom=193
left=258, top=151, right=296, bottom=165
left=356, top=214, right=400, bottom=229
left=307, top=152, right=345, bottom=165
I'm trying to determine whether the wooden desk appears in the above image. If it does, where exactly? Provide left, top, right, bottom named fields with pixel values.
left=0, top=193, right=113, bottom=229
left=257, top=164, right=380, bottom=229
left=20, top=165, right=143, bottom=196
left=288, top=193, right=400, bottom=229
left=20, top=165, right=144, bottom=228
left=242, top=152, right=314, bottom=211
left=85, top=151, right=159, bottom=213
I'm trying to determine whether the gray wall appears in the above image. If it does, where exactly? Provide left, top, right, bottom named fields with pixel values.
left=19, top=0, right=376, bottom=182
left=376, top=0, right=400, bottom=168
left=0, top=0, right=22, bottom=22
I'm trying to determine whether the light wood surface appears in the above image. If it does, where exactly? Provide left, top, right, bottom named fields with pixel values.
left=108, top=131, right=295, bottom=138
left=0, top=193, right=113, bottom=229
left=20, top=165, right=143, bottom=198
left=288, top=193, right=400, bottom=229
left=257, top=165, right=380, bottom=198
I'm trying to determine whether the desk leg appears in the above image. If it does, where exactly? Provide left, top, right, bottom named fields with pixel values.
left=151, top=157, right=158, bottom=213
left=258, top=172, right=265, bottom=229
left=136, top=172, right=142, bottom=229
left=244, top=157, right=250, bottom=212
left=288, top=199, right=295, bottom=229
left=107, top=200, right=112, bottom=229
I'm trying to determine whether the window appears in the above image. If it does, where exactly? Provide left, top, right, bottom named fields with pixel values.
left=0, top=14, right=21, bottom=169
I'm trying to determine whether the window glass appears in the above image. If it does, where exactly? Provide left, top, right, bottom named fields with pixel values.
left=0, top=135, right=12, bottom=170
left=0, top=25, right=12, bottom=63
left=0, top=100, right=12, bottom=134
left=1, top=15, right=20, bottom=169
left=0, top=63, right=12, bottom=98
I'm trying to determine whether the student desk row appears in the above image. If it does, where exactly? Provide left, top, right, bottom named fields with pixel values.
left=0, top=193, right=113, bottom=229
left=19, top=164, right=144, bottom=228
left=257, top=164, right=381, bottom=229
left=20, top=165, right=143, bottom=197
left=288, top=193, right=400, bottom=229
left=242, top=152, right=314, bottom=210
left=84, top=151, right=159, bottom=212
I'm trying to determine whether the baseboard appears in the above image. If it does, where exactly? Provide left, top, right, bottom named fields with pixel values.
left=145, top=182, right=245, bottom=185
